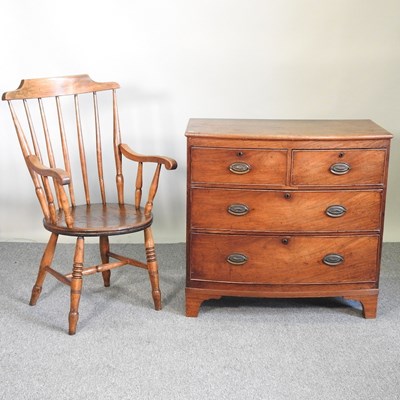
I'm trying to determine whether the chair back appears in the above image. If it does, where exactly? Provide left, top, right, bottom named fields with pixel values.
left=2, top=75, right=130, bottom=221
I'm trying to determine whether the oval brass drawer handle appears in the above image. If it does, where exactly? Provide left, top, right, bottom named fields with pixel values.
left=226, top=253, right=248, bottom=265
left=227, top=204, right=249, bottom=216
left=325, top=205, right=347, bottom=218
left=323, top=253, right=344, bottom=266
left=330, top=162, right=351, bottom=175
left=229, top=162, right=251, bottom=175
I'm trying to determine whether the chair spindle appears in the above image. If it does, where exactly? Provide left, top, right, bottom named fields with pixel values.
left=56, top=96, right=76, bottom=207
left=8, top=101, right=51, bottom=221
left=93, top=92, right=106, bottom=205
left=23, top=99, right=42, bottom=160
left=112, top=90, right=124, bottom=204
left=38, top=98, right=62, bottom=209
left=74, top=94, right=90, bottom=205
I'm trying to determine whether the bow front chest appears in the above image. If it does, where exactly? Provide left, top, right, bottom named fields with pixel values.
left=185, top=119, right=392, bottom=318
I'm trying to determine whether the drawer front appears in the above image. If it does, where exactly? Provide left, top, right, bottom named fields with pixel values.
left=191, top=147, right=287, bottom=186
left=191, top=188, right=382, bottom=232
left=190, top=233, right=379, bottom=284
left=292, top=149, right=386, bottom=186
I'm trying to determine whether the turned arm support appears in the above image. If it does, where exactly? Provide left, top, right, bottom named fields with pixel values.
left=26, top=155, right=73, bottom=227
left=119, top=143, right=177, bottom=170
left=26, top=155, right=71, bottom=185
left=119, top=143, right=177, bottom=213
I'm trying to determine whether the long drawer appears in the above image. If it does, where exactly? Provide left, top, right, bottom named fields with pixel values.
left=191, top=188, right=382, bottom=232
left=292, top=149, right=387, bottom=186
left=190, top=233, right=379, bottom=284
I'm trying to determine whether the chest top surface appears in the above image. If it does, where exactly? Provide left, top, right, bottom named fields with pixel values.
left=185, top=118, right=393, bottom=141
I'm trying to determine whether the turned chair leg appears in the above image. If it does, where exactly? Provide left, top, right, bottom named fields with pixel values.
left=30, top=233, right=58, bottom=306
left=99, top=236, right=111, bottom=287
left=144, top=228, right=161, bottom=310
left=69, top=237, right=84, bottom=335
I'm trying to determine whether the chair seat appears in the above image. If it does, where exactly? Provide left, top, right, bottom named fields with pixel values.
left=43, top=203, right=153, bottom=236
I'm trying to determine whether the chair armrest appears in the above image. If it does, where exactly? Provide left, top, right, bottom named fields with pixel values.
left=120, top=143, right=178, bottom=170
left=26, top=155, right=71, bottom=185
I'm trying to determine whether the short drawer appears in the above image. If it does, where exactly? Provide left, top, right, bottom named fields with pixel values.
left=190, top=233, right=379, bottom=284
left=191, top=147, right=287, bottom=186
left=292, top=149, right=387, bottom=186
left=190, top=188, right=382, bottom=232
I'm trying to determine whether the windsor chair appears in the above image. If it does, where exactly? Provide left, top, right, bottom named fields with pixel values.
left=2, top=74, right=177, bottom=334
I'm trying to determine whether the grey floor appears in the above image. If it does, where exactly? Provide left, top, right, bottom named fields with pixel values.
left=0, top=241, right=399, bottom=400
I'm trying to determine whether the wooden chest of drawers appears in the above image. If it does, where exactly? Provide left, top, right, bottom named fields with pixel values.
left=185, top=119, right=392, bottom=318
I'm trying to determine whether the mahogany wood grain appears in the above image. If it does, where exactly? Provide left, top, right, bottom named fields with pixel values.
left=185, top=118, right=393, bottom=140
left=292, top=149, right=387, bottom=186
left=185, top=288, right=222, bottom=317
left=186, top=287, right=379, bottom=318
left=185, top=119, right=392, bottom=318
left=346, top=294, right=378, bottom=318
left=187, top=137, right=391, bottom=151
left=190, top=233, right=379, bottom=284
left=3, top=74, right=177, bottom=334
left=191, top=147, right=287, bottom=186
left=190, top=188, right=382, bottom=232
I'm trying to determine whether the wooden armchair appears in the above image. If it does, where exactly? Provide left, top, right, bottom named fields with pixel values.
left=2, top=74, right=177, bottom=334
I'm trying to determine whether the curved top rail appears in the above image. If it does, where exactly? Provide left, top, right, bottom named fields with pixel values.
left=2, top=74, right=120, bottom=100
